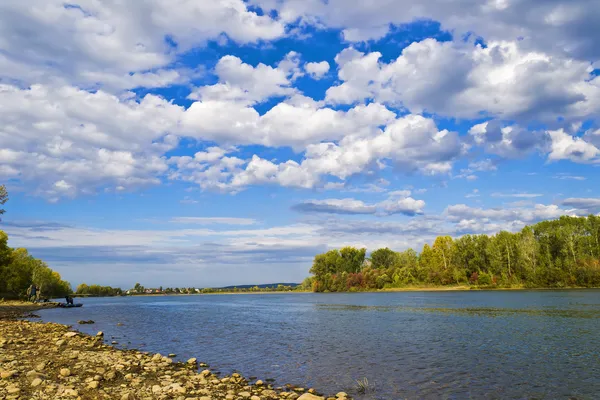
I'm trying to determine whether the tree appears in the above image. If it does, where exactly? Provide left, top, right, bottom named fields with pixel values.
left=134, top=282, right=144, bottom=293
left=0, top=184, right=7, bottom=219
left=370, top=248, right=398, bottom=269
left=339, top=247, right=366, bottom=273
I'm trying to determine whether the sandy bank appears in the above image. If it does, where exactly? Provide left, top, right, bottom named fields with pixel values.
left=0, top=318, right=350, bottom=400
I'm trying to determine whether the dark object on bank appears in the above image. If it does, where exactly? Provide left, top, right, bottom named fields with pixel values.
left=78, top=320, right=95, bottom=324
left=65, top=295, right=74, bottom=305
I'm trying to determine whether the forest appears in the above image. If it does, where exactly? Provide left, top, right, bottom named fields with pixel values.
left=0, top=230, right=72, bottom=300
left=0, top=185, right=72, bottom=300
left=305, top=215, right=600, bottom=292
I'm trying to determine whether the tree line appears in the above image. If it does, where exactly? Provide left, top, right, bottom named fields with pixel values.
left=305, top=215, right=600, bottom=292
left=75, top=284, right=123, bottom=297
left=0, top=185, right=72, bottom=300
left=0, top=230, right=72, bottom=299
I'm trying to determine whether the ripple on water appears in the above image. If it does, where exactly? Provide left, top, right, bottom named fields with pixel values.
left=38, top=291, right=600, bottom=399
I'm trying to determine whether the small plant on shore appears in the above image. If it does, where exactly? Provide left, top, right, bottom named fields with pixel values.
left=355, top=377, right=374, bottom=394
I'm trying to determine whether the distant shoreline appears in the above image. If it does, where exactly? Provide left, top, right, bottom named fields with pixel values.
left=75, top=285, right=600, bottom=299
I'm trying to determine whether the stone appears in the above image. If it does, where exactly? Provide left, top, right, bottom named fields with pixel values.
left=64, top=332, right=78, bottom=338
left=88, top=380, right=99, bottom=389
left=187, top=358, right=197, bottom=365
left=1, top=370, right=16, bottom=379
left=59, top=368, right=71, bottom=377
left=152, top=385, right=162, bottom=394
left=239, top=392, right=251, bottom=398
left=255, top=380, right=264, bottom=386
left=7, top=386, right=20, bottom=394
left=31, top=377, right=43, bottom=387
left=168, top=353, right=177, bottom=358
left=251, top=396, right=261, bottom=400
left=297, top=394, right=325, bottom=400
left=335, top=392, right=348, bottom=398
left=96, top=331, right=104, bottom=337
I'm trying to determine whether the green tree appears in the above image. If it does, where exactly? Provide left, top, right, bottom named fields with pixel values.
left=370, top=248, right=398, bottom=269
left=0, top=184, right=7, bottom=219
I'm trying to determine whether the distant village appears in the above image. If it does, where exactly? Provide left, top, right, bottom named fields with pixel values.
left=125, top=287, right=203, bottom=295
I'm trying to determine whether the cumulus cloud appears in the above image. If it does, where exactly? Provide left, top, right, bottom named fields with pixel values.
left=305, top=61, right=330, bottom=79
left=254, top=0, right=600, bottom=60
left=547, top=129, right=600, bottom=163
left=0, top=83, right=181, bottom=199
left=188, top=53, right=300, bottom=106
left=325, top=40, right=600, bottom=123
left=171, top=114, right=462, bottom=191
left=469, top=121, right=548, bottom=158
left=0, top=0, right=285, bottom=91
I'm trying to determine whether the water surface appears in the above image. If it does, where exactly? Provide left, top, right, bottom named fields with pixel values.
left=38, top=290, right=600, bottom=399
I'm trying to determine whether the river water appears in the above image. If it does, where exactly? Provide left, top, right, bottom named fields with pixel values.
left=37, top=290, right=600, bottom=399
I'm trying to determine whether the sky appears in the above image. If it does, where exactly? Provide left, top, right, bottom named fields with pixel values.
left=1, top=0, right=600, bottom=289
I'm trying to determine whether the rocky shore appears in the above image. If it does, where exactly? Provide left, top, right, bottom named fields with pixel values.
left=0, top=316, right=351, bottom=400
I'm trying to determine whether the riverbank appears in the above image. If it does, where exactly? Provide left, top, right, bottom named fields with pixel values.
left=0, top=317, right=349, bottom=400
left=0, top=301, right=59, bottom=320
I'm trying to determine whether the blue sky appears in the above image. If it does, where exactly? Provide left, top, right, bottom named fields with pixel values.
left=1, top=0, right=599, bottom=288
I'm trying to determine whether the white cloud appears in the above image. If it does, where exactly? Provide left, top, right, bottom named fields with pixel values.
left=172, top=114, right=462, bottom=191
left=305, top=61, right=330, bottom=79
left=547, top=129, right=600, bottom=163
left=0, top=83, right=182, bottom=199
left=326, top=40, right=600, bottom=123
left=180, top=98, right=396, bottom=150
left=0, top=0, right=285, bottom=91
left=293, top=192, right=425, bottom=216
left=468, top=121, right=547, bottom=158
left=446, top=203, right=574, bottom=224
left=188, top=53, right=300, bottom=106
left=254, top=0, right=600, bottom=60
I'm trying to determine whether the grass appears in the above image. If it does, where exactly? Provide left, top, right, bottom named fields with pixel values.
left=355, top=377, right=375, bottom=394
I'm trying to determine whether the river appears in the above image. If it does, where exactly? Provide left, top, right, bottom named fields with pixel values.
left=37, top=290, right=600, bottom=399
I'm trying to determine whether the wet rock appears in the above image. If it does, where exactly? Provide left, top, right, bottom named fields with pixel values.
left=77, top=320, right=95, bottom=324
left=96, top=331, right=104, bottom=337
